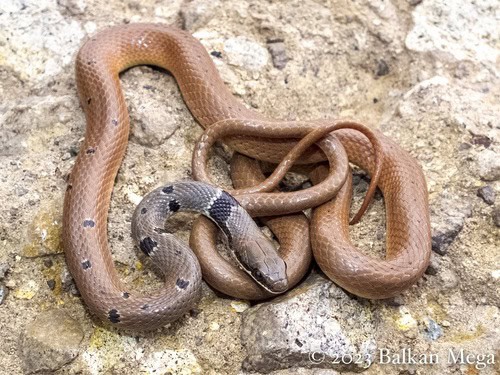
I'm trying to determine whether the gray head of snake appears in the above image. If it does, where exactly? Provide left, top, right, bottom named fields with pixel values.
left=235, top=235, right=288, bottom=294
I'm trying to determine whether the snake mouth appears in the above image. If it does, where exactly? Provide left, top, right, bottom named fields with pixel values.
left=267, top=278, right=288, bottom=294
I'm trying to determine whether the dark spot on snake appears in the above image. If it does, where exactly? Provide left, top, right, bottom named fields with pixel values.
left=210, top=50, right=222, bottom=58
left=141, top=304, right=149, bottom=310
left=162, top=185, right=174, bottom=194
left=86, top=147, right=95, bottom=154
left=87, top=97, right=92, bottom=105
left=174, top=248, right=182, bottom=256
left=176, top=278, right=189, bottom=289
left=208, top=191, right=238, bottom=225
left=139, top=237, right=157, bottom=256
left=81, top=260, right=91, bottom=270
left=83, top=219, right=95, bottom=228
left=154, top=227, right=168, bottom=234
left=112, top=119, right=118, bottom=126
left=169, top=199, right=180, bottom=212
left=122, top=292, right=130, bottom=299
left=108, top=309, right=121, bottom=323
left=66, top=184, right=72, bottom=191
left=218, top=221, right=233, bottom=243
left=141, top=207, right=147, bottom=214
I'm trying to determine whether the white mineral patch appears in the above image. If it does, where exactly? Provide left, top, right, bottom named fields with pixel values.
left=140, top=349, right=202, bottom=375
left=406, top=0, right=498, bottom=63
left=223, top=36, right=269, bottom=72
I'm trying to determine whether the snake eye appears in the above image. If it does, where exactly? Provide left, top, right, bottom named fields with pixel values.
left=252, top=270, right=264, bottom=281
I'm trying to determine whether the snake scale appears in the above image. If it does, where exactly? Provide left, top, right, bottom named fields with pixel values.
left=63, top=23, right=431, bottom=330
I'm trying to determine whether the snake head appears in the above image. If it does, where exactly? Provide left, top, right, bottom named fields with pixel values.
left=236, top=235, right=288, bottom=294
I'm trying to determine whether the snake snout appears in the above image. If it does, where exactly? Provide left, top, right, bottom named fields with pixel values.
left=268, top=276, right=288, bottom=294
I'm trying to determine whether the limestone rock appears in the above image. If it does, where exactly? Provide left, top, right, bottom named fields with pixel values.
left=406, top=0, right=498, bottom=63
left=19, top=310, right=84, bottom=374
left=431, top=194, right=472, bottom=255
left=267, top=41, right=288, bottom=70
left=476, top=149, right=500, bottom=181
left=477, top=186, right=496, bottom=205
left=223, top=36, right=269, bottom=72
left=240, top=275, right=376, bottom=373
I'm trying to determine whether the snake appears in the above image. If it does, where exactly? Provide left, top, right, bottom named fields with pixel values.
left=63, top=23, right=431, bottom=330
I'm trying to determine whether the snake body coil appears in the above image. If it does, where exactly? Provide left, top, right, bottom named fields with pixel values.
left=63, top=23, right=431, bottom=330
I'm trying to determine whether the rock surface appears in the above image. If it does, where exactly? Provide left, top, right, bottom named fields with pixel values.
left=241, top=275, right=376, bottom=373
left=19, top=309, right=84, bottom=374
left=0, top=0, right=499, bottom=374
left=430, top=194, right=472, bottom=255
left=477, top=186, right=496, bottom=205
left=0, top=283, right=8, bottom=305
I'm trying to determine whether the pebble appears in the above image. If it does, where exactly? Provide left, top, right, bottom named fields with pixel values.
left=477, top=186, right=495, bottom=205
left=431, top=195, right=472, bottom=255
left=385, top=295, right=405, bottom=306
left=423, top=318, right=443, bottom=340
left=209, top=322, right=220, bottom=331
left=493, top=206, right=500, bottom=227
left=240, top=275, right=376, bottom=372
left=61, top=152, right=72, bottom=161
left=476, top=149, right=500, bottom=181
left=425, top=253, right=440, bottom=275
left=61, top=270, right=80, bottom=296
left=439, top=269, right=459, bottom=289
left=13, top=280, right=39, bottom=300
left=267, top=41, right=288, bottom=70
left=396, top=307, right=418, bottom=331
left=179, top=0, right=217, bottom=30
left=129, top=105, right=181, bottom=147
left=19, top=310, right=83, bottom=374
left=15, top=186, right=29, bottom=197
left=230, top=300, right=250, bottom=313
left=376, top=59, right=390, bottom=76
left=0, top=283, right=8, bottom=305
left=0, top=263, right=9, bottom=280
left=223, top=36, right=269, bottom=72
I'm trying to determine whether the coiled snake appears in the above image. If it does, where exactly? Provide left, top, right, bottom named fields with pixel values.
left=63, top=23, right=431, bottom=330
